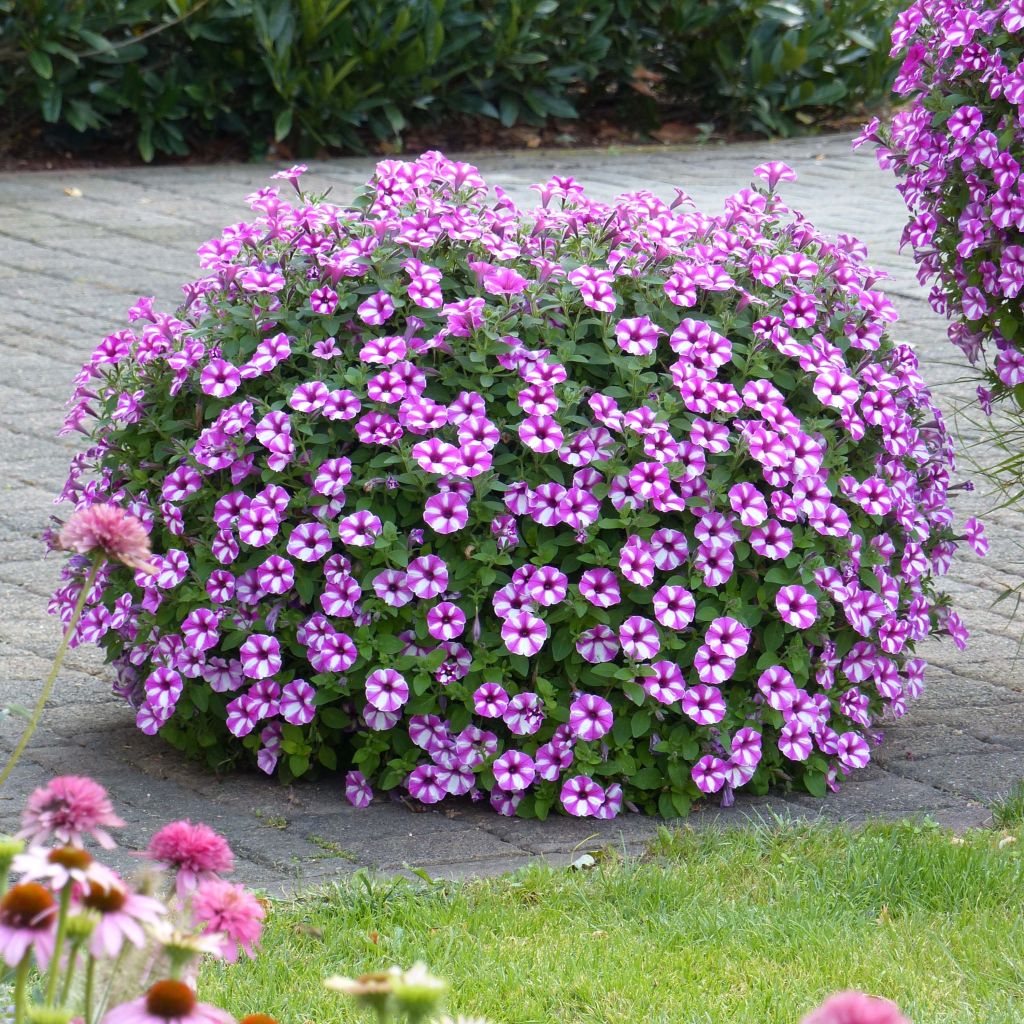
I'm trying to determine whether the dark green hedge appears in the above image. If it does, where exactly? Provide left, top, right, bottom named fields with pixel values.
left=0, top=0, right=899, bottom=161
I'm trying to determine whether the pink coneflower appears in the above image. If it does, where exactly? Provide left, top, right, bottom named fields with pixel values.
left=801, top=992, right=909, bottom=1024
left=20, top=776, right=124, bottom=850
left=0, top=882, right=58, bottom=968
left=190, top=878, right=265, bottom=963
left=80, top=877, right=166, bottom=958
left=102, top=980, right=233, bottom=1024
left=12, top=844, right=115, bottom=892
left=146, top=821, right=234, bottom=897
left=58, top=503, right=156, bottom=573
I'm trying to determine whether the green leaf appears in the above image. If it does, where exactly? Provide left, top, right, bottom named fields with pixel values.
left=274, top=107, right=294, bottom=142
left=28, top=51, right=53, bottom=80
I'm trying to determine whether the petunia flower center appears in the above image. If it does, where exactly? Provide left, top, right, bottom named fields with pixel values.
left=0, top=883, right=57, bottom=928
left=146, top=980, right=197, bottom=1019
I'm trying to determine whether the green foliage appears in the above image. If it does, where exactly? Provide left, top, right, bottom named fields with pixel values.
left=0, top=0, right=899, bottom=161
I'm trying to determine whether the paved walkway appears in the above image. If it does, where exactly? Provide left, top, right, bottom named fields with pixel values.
left=0, top=136, right=1022, bottom=893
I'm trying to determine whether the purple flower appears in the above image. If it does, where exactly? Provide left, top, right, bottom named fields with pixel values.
left=681, top=685, right=726, bottom=726
left=473, top=682, right=509, bottom=718
left=579, top=568, right=621, bottom=608
left=365, top=668, right=409, bottom=713
left=492, top=750, right=535, bottom=792
left=280, top=679, right=316, bottom=725
left=407, top=764, right=446, bottom=804
left=576, top=625, right=619, bottom=664
left=560, top=775, right=606, bottom=816
left=501, top=609, right=548, bottom=657
left=239, top=634, right=281, bottom=680
left=692, top=755, right=727, bottom=794
left=776, top=585, right=819, bottom=629
left=424, top=492, right=469, bottom=534
left=568, top=693, right=614, bottom=741
left=753, top=161, right=797, bottom=188
left=345, top=770, right=373, bottom=808
left=406, top=555, right=448, bottom=599
left=426, top=601, right=466, bottom=640
left=618, top=616, right=660, bottom=661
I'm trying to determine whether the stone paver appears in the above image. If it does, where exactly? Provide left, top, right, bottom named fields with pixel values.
left=1, top=135, right=1022, bottom=894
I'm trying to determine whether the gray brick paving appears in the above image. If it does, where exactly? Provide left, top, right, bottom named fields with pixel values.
left=0, top=135, right=1021, bottom=894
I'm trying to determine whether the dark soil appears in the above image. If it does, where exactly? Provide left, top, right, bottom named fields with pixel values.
left=0, top=109, right=872, bottom=173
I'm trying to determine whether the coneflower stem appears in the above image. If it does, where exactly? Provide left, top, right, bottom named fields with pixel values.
left=0, top=553, right=103, bottom=788
left=46, top=883, right=73, bottom=1005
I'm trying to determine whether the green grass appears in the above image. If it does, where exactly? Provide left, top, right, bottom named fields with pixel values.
left=201, top=821, right=1024, bottom=1024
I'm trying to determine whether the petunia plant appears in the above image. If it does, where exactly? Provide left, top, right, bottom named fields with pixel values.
left=858, top=0, right=1024, bottom=510
left=53, top=154, right=983, bottom=819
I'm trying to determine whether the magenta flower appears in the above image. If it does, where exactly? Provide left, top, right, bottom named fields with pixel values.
left=652, top=585, right=696, bottom=631
left=501, top=609, right=548, bottom=657
left=406, top=555, right=448, bottom=599
left=239, top=634, right=280, bottom=680
left=526, top=566, right=568, bottom=606
left=614, top=316, right=662, bottom=355
left=492, top=749, right=536, bottom=791
left=338, top=510, right=383, bottom=547
left=280, top=679, right=316, bottom=725
left=681, top=684, right=727, bottom=726
left=191, top=877, right=264, bottom=963
left=345, top=770, right=373, bottom=808
left=579, top=568, right=621, bottom=608
left=568, top=693, right=614, bottom=741
left=357, top=290, right=395, bottom=325
left=560, top=775, right=606, bottom=816
left=776, top=585, right=819, bottom=629
left=365, top=668, right=409, bottom=713
left=753, top=161, right=798, bottom=188
left=618, top=616, right=660, bottom=661
left=473, top=683, right=509, bottom=718
left=576, top=625, right=619, bottom=664
left=640, top=661, right=687, bottom=705
left=426, top=601, right=466, bottom=640
left=691, top=755, right=727, bottom=794
left=424, top=491, right=469, bottom=534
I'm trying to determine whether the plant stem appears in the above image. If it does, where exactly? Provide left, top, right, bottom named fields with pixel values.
left=0, top=554, right=103, bottom=788
left=84, top=955, right=96, bottom=1024
left=60, top=940, right=83, bottom=1005
left=14, top=955, right=31, bottom=1024
left=46, top=883, right=73, bottom=1006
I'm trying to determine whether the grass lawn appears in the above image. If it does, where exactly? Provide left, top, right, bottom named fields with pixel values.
left=202, top=820, right=1024, bottom=1024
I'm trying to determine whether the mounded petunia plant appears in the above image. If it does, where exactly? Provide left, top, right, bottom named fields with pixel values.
left=858, top=0, right=1024, bottom=508
left=52, top=154, right=983, bottom=819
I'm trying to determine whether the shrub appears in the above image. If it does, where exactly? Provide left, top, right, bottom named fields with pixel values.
left=614, top=0, right=902, bottom=137
left=54, top=155, right=981, bottom=818
left=859, top=0, right=1024, bottom=510
left=0, top=0, right=897, bottom=161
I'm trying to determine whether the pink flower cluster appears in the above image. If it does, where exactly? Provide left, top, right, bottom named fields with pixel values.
left=859, top=0, right=1024, bottom=417
left=54, top=152, right=980, bottom=819
left=0, top=775, right=263, bottom=1024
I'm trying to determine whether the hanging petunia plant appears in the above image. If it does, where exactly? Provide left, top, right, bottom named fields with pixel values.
left=52, top=154, right=983, bottom=819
